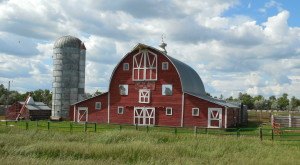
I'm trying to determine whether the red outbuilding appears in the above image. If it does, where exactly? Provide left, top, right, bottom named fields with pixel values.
left=70, top=43, right=244, bottom=128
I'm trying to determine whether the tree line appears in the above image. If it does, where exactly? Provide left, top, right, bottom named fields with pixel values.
left=0, top=84, right=102, bottom=107
left=225, top=93, right=300, bottom=111
left=1, top=84, right=300, bottom=110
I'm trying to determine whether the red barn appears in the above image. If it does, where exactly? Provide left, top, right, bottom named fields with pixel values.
left=70, top=43, right=243, bottom=128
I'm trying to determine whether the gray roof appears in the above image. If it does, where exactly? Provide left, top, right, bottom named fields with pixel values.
left=19, top=101, right=51, bottom=111
left=133, top=43, right=240, bottom=108
left=166, top=55, right=206, bottom=96
left=53, top=35, right=82, bottom=49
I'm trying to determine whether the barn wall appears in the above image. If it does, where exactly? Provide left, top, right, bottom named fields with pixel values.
left=109, top=48, right=183, bottom=126
left=70, top=93, right=108, bottom=123
left=183, top=94, right=226, bottom=128
left=5, top=102, right=30, bottom=120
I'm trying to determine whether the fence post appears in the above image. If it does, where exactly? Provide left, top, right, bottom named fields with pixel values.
left=194, top=126, right=197, bottom=135
left=271, top=128, right=274, bottom=141
left=84, top=122, right=87, bottom=132
left=205, top=128, right=208, bottom=134
left=135, top=124, right=138, bottom=130
left=47, top=121, right=50, bottom=131
left=5, top=121, right=8, bottom=126
left=289, top=114, right=292, bottom=127
left=119, top=125, right=122, bottom=131
left=146, top=125, right=149, bottom=133
left=237, top=128, right=240, bottom=138
left=259, top=127, right=263, bottom=141
left=26, top=122, right=28, bottom=130
left=70, top=122, right=73, bottom=133
left=94, top=123, right=97, bottom=133
left=174, top=127, right=177, bottom=135
left=36, top=120, right=38, bottom=129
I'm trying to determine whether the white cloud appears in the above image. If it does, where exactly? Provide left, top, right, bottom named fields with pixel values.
left=0, top=0, right=299, bottom=99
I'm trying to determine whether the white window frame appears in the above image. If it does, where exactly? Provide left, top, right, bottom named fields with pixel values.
left=162, top=84, right=173, bottom=96
left=192, top=108, right=199, bottom=116
left=162, top=62, right=169, bottom=70
left=119, top=84, right=128, bottom=95
left=123, top=63, right=129, bottom=71
left=95, top=102, right=101, bottom=110
left=118, top=106, right=124, bottom=114
left=132, top=50, right=157, bottom=81
left=139, top=89, right=150, bottom=103
left=166, top=107, right=172, bottom=116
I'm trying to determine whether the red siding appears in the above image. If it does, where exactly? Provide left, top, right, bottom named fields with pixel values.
left=109, top=49, right=183, bottom=126
left=183, top=94, right=224, bottom=127
left=69, top=93, right=108, bottom=123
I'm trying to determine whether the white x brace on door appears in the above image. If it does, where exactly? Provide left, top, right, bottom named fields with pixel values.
left=134, top=107, right=155, bottom=125
left=208, top=108, right=222, bottom=128
left=77, top=107, right=88, bottom=122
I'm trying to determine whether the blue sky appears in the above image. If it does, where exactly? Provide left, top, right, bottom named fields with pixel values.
left=224, top=0, right=300, bottom=26
left=0, top=0, right=300, bottom=98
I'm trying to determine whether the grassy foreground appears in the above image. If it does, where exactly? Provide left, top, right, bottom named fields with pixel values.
left=0, top=127, right=300, bottom=165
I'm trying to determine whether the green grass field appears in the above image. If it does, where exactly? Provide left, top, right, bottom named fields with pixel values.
left=1, top=123, right=300, bottom=165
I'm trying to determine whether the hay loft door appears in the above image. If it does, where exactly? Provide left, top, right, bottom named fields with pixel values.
left=208, top=108, right=222, bottom=128
left=134, top=107, right=155, bottom=126
left=77, top=107, right=88, bottom=122
left=132, top=50, right=157, bottom=81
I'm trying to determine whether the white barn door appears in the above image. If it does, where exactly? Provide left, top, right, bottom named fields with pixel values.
left=77, top=107, right=88, bottom=122
left=208, top=108, right=222, bottom=128
left=134, top=107, right=155, bottom=126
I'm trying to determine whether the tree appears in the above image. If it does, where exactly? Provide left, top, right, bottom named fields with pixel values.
left=277, top=93, right=289, bottom=110
left=93, top=90, right=102, bottom=96
left=238, top=93, right=254, bottom=109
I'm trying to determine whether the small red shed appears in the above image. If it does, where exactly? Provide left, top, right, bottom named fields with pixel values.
left=70, top=43, right=243, bottom=128
left=6, top=97, right=51, bottom=120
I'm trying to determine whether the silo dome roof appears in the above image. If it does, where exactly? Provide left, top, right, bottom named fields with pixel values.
left=53, top=35, right=82, bottom=49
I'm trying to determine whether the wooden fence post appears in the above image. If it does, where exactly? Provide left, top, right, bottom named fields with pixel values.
left=194, top=126, right=197, bottom=135
left=259, top=127, right=263, bottom=141
left=36, top=120, right=38, bottom=129
left=47, top=121, right=50, bottom=131
left=84, top=122, right=87, bottom=132
left=119, top=125, right=122, bottom=131
left=289, top=114, right=292, bottom=127
left=94, top=123, right=97, bottom=132
left=26, top=122, right=28, bottom=130
left=70, top=122, right=73, bottom=133
left=205, top=128, right=208, bottom=134
left=237, top=128, right=240, bottom=138
left=146, top=125, right=149, bottom=133
left=174, top=127, right=177, bottom=135
left=271, top=128, right=274, bottom=141
left=5, top=121, right=8, bottom=126
left=135, top=124, right=138, bottom=130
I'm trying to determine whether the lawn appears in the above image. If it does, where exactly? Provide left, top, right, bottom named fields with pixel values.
left=0, top=124, right=300, bottom=165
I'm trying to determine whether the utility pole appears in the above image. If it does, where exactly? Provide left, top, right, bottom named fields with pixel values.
left=5, top=81, right=10, bottom=109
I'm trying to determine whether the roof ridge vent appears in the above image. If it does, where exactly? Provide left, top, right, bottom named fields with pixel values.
left=159, top=34, right=167, bottom=54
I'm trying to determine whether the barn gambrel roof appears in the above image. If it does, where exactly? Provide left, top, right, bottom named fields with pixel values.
left=131, top=43, right=240, bottom=108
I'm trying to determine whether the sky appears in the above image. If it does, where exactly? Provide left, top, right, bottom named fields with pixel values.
left=0, top=0, right=300, bottom=99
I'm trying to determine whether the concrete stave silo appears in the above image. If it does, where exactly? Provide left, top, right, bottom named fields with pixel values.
left=51, top=35, right=86, bottom=119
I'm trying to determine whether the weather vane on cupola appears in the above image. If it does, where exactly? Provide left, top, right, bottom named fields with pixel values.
left=159, top=34, right=167, bottom=54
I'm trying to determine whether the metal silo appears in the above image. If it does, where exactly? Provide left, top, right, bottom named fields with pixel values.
left=52, top=35, right=86, bottom=119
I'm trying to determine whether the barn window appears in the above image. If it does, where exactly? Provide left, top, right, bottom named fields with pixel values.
left=132, top=49, right=157, bottom=81
left=192, top=108, right=199, bottom=116
left=162, top=62, right=169, bottom=70
left=95, top=102, right=101, bottom=110
left=162, top=84, right=173, bottom=95
left=166, top=107, right=172, bottom=116
left=119, top=84, right=128, bottom=95
left=123, top=63, right=129, bottom=71
left=139, top=89, right=150, bottom=103
left=118, top=106, right=124, bottom=114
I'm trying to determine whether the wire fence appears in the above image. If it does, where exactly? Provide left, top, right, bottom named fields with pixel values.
left=1, top=120, right=300, bottom=141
